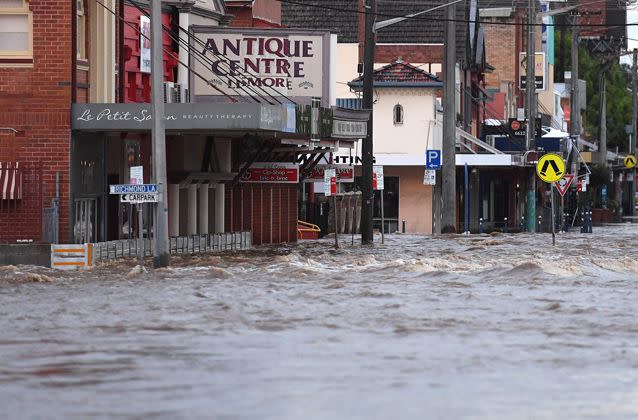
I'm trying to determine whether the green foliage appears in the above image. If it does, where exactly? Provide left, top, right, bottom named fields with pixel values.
left=554, top=29, right=632, bottom=153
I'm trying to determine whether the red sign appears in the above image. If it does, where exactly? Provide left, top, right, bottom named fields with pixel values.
left=240, top=163, right=299, bottom=183
left=304, top=164, right=354, bottom=183
left=555, top=174, right=574, bottom=196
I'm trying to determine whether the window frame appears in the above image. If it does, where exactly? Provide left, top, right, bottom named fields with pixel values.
left=76, top=0, right=86, bottom=60
left=0, top=0, right=33, bottom=66
left=393, top=104, right=404, bottom=125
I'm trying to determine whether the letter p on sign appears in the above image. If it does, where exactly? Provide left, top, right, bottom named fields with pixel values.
left=426, top=150, right=441, bottom=170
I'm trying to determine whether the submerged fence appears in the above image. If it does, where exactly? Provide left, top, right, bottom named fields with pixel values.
left=92, top=231, right=252, bottom=262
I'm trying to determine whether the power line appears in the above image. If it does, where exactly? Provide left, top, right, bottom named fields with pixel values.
left=276, top=0, right=638, bottom=28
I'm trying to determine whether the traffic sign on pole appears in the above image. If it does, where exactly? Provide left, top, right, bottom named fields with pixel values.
left=555, top=174, right=574, bottom=197
left=110, top=184, right=159, bottom=194
left=624, top=155, right=636, bottom=169
left=426, top=150, right=441, bottom=169
left=536, top=153, right=565, bottom=183
left=121, top=193, right=159, bottom=203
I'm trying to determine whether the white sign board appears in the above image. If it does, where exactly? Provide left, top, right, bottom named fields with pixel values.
left=110, top=184, right=158, bottom=194
left=324, top=169, right=336, bottom=197
left=193, top=28, right=330, bottom=100
left=130, top=166, right=143, bottom=185
left=139, top=16, right=151, bottom=74
left=373, top=165, right=384, bottom=190
left=423, top=169, right=436, bottom=186
left=519, top=52, right=546, bottom=91
left=121, top=193, right=158, bottom=203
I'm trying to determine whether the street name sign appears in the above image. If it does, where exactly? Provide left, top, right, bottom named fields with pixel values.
left=110, top=184, right=159, bottom=194
left=554, top=174, right=574, bottom=197
left=426, top=150, right=441, bottom=170
left=121, top=193, right=159, bottom=203
left=536, top=154, right=565, bottom=183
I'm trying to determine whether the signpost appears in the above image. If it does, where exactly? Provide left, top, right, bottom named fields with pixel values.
left=426, top=150, right=441, bottom=170
left=109, top=181, right=159, bottom=271
left=536, top=154, right=565, bottom=246
left=555, top=174, right=574, bottom=233
left=373, top=165, right=384, bottom=243
left=423, top=169, right=436, bottom=186
left=324, top=169, right=338, bottom=248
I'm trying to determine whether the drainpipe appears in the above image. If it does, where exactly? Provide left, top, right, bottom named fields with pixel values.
left=72, top=0, right=77, bottom=103
left=118, top=0, right=125, bottom=103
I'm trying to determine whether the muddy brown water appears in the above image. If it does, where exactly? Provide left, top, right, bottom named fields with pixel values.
left=1, top=226, right=637, bottom=419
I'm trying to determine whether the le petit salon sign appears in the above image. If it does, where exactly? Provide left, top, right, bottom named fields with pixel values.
left=71, top=103, right=295, bottom=132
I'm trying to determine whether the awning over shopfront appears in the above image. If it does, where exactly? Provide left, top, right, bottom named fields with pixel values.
left=71, top=103, right=369, bottom=142
left=0, top=162, right=22, bottom=200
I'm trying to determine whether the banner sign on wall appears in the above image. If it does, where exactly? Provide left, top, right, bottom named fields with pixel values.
left=304, top=164, right=354, bottom=183
left=139, top=16, right=151, bottom=74
left=239, top=163, right=299, bottom=184
left=191, top=27, right=331, bottom=101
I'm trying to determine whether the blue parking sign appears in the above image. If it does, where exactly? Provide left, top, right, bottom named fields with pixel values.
left=426, top=150, right=441, bottom=170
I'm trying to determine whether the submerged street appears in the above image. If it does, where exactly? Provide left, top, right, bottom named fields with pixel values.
left=1, top=225, right=638, bottom=418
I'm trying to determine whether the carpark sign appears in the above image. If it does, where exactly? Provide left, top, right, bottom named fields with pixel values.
left=121, top=193, right=159, bottom=203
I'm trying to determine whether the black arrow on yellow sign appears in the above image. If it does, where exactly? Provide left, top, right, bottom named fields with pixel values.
left=539, top=159, right=563, bottom=178
left=625, top=155, right=636, bottom=168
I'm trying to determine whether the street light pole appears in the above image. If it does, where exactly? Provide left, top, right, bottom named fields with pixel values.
left=151, top=0, right=170, bottom=267
left=631, top=48, right=637, bottom=216
left=361, top=0, right=375, bottom=244
left=525, top=0, right=537, bottom=233
left=441, top=2, right=457, bottom=233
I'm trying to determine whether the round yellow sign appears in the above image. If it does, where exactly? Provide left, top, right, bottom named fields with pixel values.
left=536, top=153, right=565, bottom=183
left=624, top=155, right=637, bottom=169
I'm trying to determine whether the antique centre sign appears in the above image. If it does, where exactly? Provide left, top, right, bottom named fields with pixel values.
left=191, top=27, right=332, bottom=101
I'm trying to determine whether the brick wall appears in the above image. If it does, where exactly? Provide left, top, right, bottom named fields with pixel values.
left=225, top=184, right=298, bottom=245
left=0, top=0, right=72, bottom=243
left=484, top=18, right=518, bottom=89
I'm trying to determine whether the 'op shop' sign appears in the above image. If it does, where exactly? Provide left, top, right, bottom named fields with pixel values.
left=191, top=27, right=332, bottom=102
left=240, top=163, right=299, bottom=184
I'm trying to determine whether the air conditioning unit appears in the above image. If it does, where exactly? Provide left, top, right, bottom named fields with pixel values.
left=163, top=81, right=174, bottom=103
left=172, top=83, right=189, bottom=103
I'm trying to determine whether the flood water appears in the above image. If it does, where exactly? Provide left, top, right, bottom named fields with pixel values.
left=1, top=225, right=638, bottom=419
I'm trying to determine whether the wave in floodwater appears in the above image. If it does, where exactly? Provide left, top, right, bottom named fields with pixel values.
left=1, top=225, right=638, bottom=419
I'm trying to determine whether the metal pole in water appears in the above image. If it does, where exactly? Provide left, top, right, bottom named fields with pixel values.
left=381, top=190, right=385, bottom=244
left=333, top=195, right=339, bottom=249
left=464, top=163, right=469, bottom=234
left=138, top=204, right=145, bottom=269
left=551, top=183, right=556, bottom=246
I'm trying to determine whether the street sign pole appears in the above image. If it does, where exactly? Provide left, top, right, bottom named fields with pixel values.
left=138, top=204, right=145, bottom=270
left=551, top=182, right=556, bottom=246
left=380, top=190, right=385, bottom=244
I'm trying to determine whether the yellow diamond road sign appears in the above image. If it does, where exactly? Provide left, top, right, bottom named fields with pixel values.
left=536, top=153, right=565, bottom=183
left=624, top=155, right=636, bottom=169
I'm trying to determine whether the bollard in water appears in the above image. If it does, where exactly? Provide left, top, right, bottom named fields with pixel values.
left=479, top=218, right=484, bottom=234
left=402, top=220, right=406, bottom=234
left=537, top=215, right=542, bottom=233
left=503, top=217, right=508, bottom=233
left=520, top=216, right=526, bottom=232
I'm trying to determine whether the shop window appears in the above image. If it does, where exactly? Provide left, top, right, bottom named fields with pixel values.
left=0, top=0, right=32, bottom=66
left=393, top=104, right=403, bottom=125
left=77, top=0, right=86, bottom=60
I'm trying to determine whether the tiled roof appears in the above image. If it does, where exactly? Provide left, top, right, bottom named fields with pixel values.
left=348, top=59, right=443, bottom=89
left=281, top=0, right=467, bottom=57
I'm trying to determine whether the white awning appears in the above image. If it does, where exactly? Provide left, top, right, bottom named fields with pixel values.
left=0, top=162, right=22, bottom=200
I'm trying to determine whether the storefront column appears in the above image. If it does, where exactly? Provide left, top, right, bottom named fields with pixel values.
left=198, top=185, right=209, bottom=234
left=177, top=12, right=189, bottom=89
left=215, top=139, right=232, bottom=233
left=188, top=184, right=197, bottom=235
left=169, top=184, right=180, bottom=237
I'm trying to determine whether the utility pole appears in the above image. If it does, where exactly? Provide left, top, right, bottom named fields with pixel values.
left=441, top=2, right=456, bottom=233
left=361, top=0, right=375, bottom=244
left=570, top=17, right=580, bottom=175
left=630, top=48, right=637, bottom=216
left=151, top=0, right=170, bottom=267
left=598, top=70, right=607, bottom=167
left=525, top=0, right=536, bottom=232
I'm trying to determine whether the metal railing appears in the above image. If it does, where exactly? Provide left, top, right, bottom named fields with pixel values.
left=92, top=231, right=252, bottom=262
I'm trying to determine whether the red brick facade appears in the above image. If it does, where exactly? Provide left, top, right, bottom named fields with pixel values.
left=0, top=0, right=72, bottom=243
left=226, top=184, right=298, bottom=245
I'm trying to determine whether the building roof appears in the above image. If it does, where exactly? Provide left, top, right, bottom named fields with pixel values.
left=348, top=59, right=443, bottom=89
left=281, top=0, right=467, bottom=57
